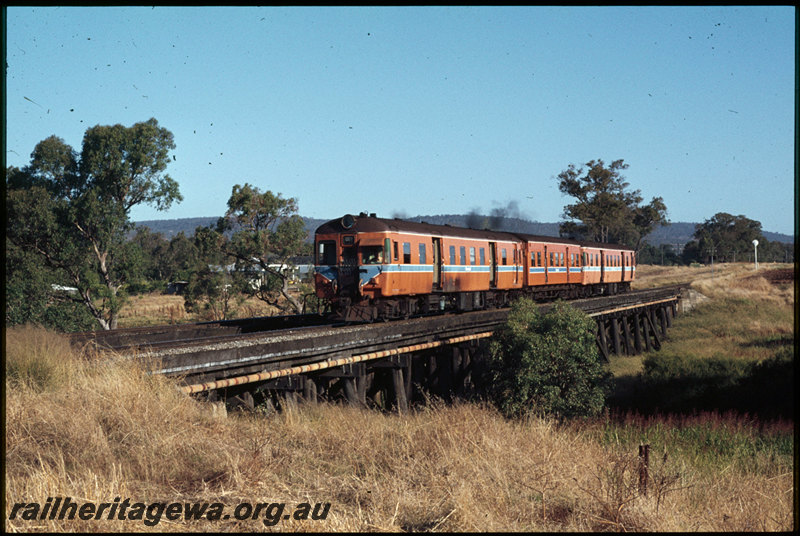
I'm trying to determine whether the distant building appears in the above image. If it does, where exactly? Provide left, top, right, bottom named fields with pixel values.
left=50, top=284, right=78, bottom=295
left=165, top=281, right=189, bottom=295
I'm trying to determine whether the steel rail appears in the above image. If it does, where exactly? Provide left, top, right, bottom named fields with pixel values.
left=586, top=296, right=678, bottom=317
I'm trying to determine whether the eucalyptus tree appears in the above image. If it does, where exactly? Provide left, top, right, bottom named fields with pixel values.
left=216, top=183, right=308, bottom=314
left=6, top=118, right=181, bottom=330
left=691, top=212, right=765, bottom=264
left=556, top=159, right=668, bottom=250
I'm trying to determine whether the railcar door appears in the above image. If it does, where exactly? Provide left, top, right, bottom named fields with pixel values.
left=621, top=252, right=626, bottom=282
left=432, top=238, right=442, bottom=290
left=340, top=236, right=358, bottom=295
left=489, top=242, right=497, bottom=288
left=600, top=251, right=606, bottom=283
left=543, top=245, right=548, bottom=283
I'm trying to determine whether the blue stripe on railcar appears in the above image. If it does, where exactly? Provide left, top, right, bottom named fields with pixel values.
left=316, top=266, right=338, bottom=281
left=442, top=265, right=492, bottom=273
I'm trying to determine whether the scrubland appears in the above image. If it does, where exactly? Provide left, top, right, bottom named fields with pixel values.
left=5, top=263, right=795, bottom=532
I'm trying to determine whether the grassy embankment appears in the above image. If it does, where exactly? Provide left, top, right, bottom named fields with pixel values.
left=612, top=263, right=794, bottom=418
left=5, top=263, right=795, bottom=531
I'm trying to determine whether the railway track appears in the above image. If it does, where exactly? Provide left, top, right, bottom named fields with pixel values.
left=68, top=313, right=333, bottom=351
left=70, top=285, right=684, bottom=393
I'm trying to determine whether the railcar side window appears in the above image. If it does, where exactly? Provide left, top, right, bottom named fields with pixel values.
left=501, top=249, right=507, bottom=265
left=393, top=241, right=399, bottom=262
left=537, top=251, right=542, bottom=266
left=318, top=241, right=336, bottom=265
left=480, top=248, right=486, bottom=265
left=403, top=242, right=411, bottom=264
left=419, top=243, right=427, bottom=264
left=469, top=247, right=476, bottom=265
left=459, top=246, right=466, bottom=265
left=449, top=245, right=456, bottom=265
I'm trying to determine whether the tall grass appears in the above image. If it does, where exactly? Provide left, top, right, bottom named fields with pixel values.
left=5, top=325, right=794, bottom=532
left=5, top=324, right=79, bottom=391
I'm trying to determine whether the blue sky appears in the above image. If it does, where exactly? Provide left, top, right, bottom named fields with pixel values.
left=5, top=6, right=796, bottom=235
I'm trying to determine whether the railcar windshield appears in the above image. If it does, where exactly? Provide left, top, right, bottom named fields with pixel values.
left=317, top=241, right=337, bottom=265
left=361, top=246, right=384, bottom=265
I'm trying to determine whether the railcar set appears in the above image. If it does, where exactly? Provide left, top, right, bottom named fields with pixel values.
left=315, top=213, right=636, bottom=322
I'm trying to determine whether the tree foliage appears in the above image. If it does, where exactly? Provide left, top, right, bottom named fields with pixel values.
left=215, top=184, right=308, bottom=313
left=557, top=159, right=668, bottom=249
left=485, top=299, right=611, bottom=419
left=5, top=233, right=97, bottom=332
left=687, top=212, right=764, bottom=264
left=5, top=118, right=181, bottom=330
left=636, top=243, right=682, bottom=266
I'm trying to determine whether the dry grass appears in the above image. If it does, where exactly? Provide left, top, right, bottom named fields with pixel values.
left=116, top=294, right=189, bottom=327
left=633, top=262, right=793, bottom=293
left=629, top=263, right=795, bottom=363
left=116, top=293, right=281, bottom=328
left=5, top=325, right=794, bottom=532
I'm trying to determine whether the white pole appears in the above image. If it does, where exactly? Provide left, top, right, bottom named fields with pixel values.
left=752, top=239, right=759, bottom=270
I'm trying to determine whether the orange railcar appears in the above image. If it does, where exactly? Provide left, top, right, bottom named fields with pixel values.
left=315, top=214, right=635, bottom=321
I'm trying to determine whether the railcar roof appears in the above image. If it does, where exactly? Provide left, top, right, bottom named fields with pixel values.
left=315, top=214, right=634, bottom=251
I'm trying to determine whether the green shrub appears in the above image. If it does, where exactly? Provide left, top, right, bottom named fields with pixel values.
left=485, top=299, right=611, bottom=419
left=632, top=346, right=794, bottom=418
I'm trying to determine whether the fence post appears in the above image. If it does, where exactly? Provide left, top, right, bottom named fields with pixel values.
left=638, top=444, right=650, bottom=497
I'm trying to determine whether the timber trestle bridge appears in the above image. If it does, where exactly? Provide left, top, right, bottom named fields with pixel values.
left=70, top=286, right=686, bottom=412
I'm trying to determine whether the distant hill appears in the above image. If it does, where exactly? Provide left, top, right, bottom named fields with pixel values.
left=133, top=217, right=219, bottom=238
left=133, top=215, right=793, bottom=246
